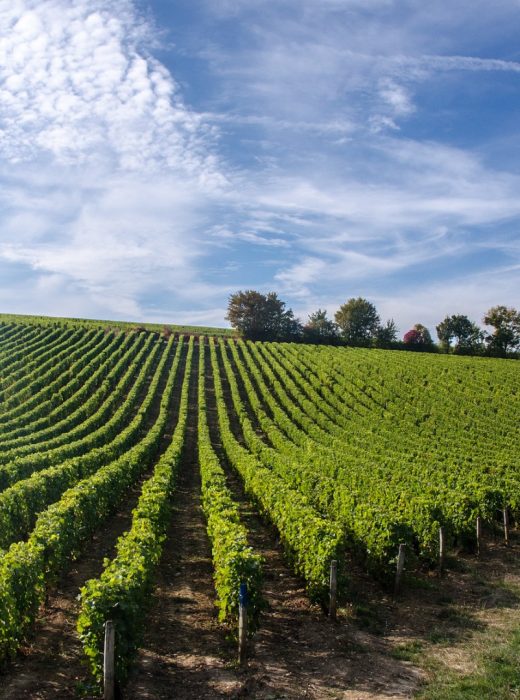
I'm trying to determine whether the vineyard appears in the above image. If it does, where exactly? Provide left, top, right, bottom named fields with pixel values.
left=0, top=318, right=519, bottom=698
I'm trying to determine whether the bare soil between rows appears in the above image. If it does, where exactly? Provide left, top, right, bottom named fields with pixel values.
left=124, top=340, right=520, bottom=699
left=1, top=339, right=519, bottom=699
left=0, top=339, right=185, bottom=699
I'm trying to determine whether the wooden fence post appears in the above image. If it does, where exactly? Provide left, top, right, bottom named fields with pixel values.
left=394, top=544, right=406, bottom=596
left=238, top=583, right=248, bottom=666
left=476, top=516, right=483, bottom=557
left=503, top=507, right=510, bottom=546
left=104, top=620, right=115, bottom=700
left=439, top=526, right=445, bottom=576
left=329, top=560, right=337, bottom=621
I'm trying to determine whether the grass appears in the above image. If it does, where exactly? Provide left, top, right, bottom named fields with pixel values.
left=417, top=626, right=520, bottom=699
left=390, top=640, right=424, bottom=661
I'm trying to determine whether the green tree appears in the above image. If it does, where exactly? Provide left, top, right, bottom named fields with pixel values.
left=303, top=309, right=338, bottom=344
left=413, top=323, right=433, bottom=347
left=334, top=298, right=380, bottom=345
left=483, top=305, right=520, bottom=356
left=436, top=317, right=453, bottom=353
left=436, top=314, right=483, bottom=354
left=374, top=319, right=398, bottom=348
left=226, top=290, right=301, bottom=341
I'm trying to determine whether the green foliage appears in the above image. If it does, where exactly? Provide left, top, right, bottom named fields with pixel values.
left=0, top=333, right=176, bottom=548
left=0, top=335, right=184, bottom=665
left=226, top=290, right=301, bottom=341
left=483, top=305, right=520, bottom=356
left=0, top=330, right=129, bottom=455
left=0, top=312, right=233, bottom=337
left=197, top=341, right=263, bottom=627
left=334, top=297, right=380, bottom=345
left=76, top=338, right=193, bottom=684
left=303, top=309, right=339, bottom=344
left=374, top=319, right=398, bottom=348
left=436, top=314, right=483, bottom=355
left=215, top=336, right=519, bottom=575
left=211, top=338, right=345, bottom=602
left=0, top=315, right=518, bottom=681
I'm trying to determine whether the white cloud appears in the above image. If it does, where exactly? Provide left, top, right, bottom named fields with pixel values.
left=275, top=256, right=328, bottom=298
left=245, top=136, right=520, bottom=319
left=417, top=54, right=520, bottom=74
left=375, top=265, right=520, bottom=338
left=201, top=111, right=355, bottom=138
left=0, top=0, right=519, bottom=331
left=0, top=0, right=232, bottom=321
left=249, top=142, right=520, bottom=233
left=196, top=0, right=520, bottom=139
left=378, top=78, right=415, bottom=118
left=0, top=0, right=224, bottom=186
left=0, top=164, right=220, bottom=319
left=210, top=225, right=290, bottom=248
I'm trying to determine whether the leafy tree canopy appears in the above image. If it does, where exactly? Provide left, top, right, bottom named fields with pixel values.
left=403, top=323, right=434, bottom=351
left=436, top=314, right=483, bottom=354
left=226, top=290, right=302, bottom=341
left=374, top=319, right=398, bottom=348
left=303, top=309, right=338, bottom=344
left=483, top=305, right=520, bottom=356
left=334, top=297, right=380, bottom=345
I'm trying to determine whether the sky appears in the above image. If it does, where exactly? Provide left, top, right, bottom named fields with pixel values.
left=0, top=0, right=519, bottom=336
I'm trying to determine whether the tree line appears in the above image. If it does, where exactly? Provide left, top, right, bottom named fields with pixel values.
left=226, top=290, right=520, bottom=357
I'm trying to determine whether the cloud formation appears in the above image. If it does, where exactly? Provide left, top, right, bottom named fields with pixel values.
left=0, top=0, right=518, bottom=333
left=0, top=0, right=230, bottom=320
left=0, top=0, right=223, bottom=181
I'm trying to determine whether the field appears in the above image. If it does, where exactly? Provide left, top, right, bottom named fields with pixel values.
left=0, top=318, right=519, bottom=699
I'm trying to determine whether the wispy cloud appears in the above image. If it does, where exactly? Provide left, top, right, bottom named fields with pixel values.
left=210, top=224, right=290, bottom=248
left=0, top=0, right=232, bottom=320
left=0, top=0, right=224, bottom=181
left=374, top=264, right=520, bottom=337
left=0, top=0, right=518, bottom=329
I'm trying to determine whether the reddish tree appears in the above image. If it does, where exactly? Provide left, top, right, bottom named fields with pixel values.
left=403, top=329, right=421, bottom=345
left=403, top=324, right=434, bottom=351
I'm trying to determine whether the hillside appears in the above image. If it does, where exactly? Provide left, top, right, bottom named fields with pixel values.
left=0, top=311, right=233, bottom=337
left=0, top=317, right=518, bottom=699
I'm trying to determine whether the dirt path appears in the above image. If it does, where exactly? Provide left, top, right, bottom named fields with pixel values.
left=2, top=338, right=520, bottom=699
left=125, top=343, right=243, bottom=699
left=0, top=339, right=185, bottom=699
left=204, top=347, right=422, bottom=700
left=0, top=482, right=147, bottom=699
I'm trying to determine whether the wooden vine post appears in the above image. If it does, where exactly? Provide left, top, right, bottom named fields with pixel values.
left=503, top=507, right=510, bottom=546
left=439, top=526, right=445, bottom=576
left=476, top=516, right=483, bottom=557
left=238, top=582, right=248, bottom=666
left=394, top=544, right=406, bottom=596
left=104, top=620, right=115, bottom=700
left=329, top=560, right=337, bottom=621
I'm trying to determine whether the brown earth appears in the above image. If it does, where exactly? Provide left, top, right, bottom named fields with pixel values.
left=0, top=339, right=185, bottom=699
left=0, top=478, right=146, bottom=700
left=1, top=340, right=519, bottom=699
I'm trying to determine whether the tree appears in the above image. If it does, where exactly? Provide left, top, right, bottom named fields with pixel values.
left=483, top=305, right=520, bottom=356
left=374, top=319, right=398, bottom=348
left=436, top=314, right=483, bottom=355
left=436, top=317, right=453, bottom=353
left=334, top=297, right=380, bottom=345
left=403, top=323, right=434, bottom=351
left=226, top=290, right=301, bottom=341
left=303, top=309, right=338, bottom=344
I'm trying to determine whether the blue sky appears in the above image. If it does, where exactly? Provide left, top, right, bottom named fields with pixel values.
left=0, top=0, right=519, bottom=336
